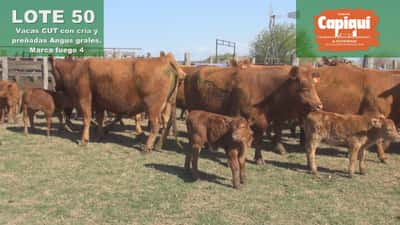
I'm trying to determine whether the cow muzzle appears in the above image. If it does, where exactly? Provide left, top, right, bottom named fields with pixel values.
left=309, top=103, right=323, bottom=112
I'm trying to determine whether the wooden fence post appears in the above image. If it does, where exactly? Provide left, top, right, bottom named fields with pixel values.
left=368, top=57, right=375, bottom=69
left=1, top=57, right=8, bottom=81
left=184, top=52, right=191, bottom=66
left=42, top=57, right=49, bottom=90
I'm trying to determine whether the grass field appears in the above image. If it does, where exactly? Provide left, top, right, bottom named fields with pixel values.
left=1, top=113, right=400, bottom=225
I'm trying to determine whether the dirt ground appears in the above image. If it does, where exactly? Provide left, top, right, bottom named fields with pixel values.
left=0, top=111, right=399, bottom=225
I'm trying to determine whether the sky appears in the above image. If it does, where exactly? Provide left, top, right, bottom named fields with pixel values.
left=105, top=0, right=296, bottom=60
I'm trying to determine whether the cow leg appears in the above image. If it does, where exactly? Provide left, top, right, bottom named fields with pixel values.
left=348, top=144, right=361, bottom=178
left=23, top=106, right=29, bottom=135
left=289, top=122, right=297, bottom=138
left=135, top=113, right=143, bottom=135
left=228, top=149, right=241, bottom=189
left=191, top=145, right=201, bottom=180
left=143, top=114, right=161, bottom=152
left=299, top=127, right=306, bottom=147
left=28, top=109, right=35, bottom=131
left=251, top=111, right=268, bottom=165
left=63, top=107, right=74, bottom=132
left=0, top=106, right=5, bottom=124
left=155, top=103, right=173, bottom=151
left=55, top=110, right=64, bottom=131
left=7, top=99, right=17, bottom=124
left=358, top=148, right=367, bottom=175
left=306, top=137, right=320, bottom=176
left=7, top=101, right=15, bottom=124
left=238, top=147, right=248, bottom=184
left=272, top=122, right=287, bottom=155
left=12, top=103, right=17, bottom=124
left=179, top=109, right=186, bottom=120
left=104, top=114, right=121, bottom=133
left=46, top=115, right=52, bottom=137
left=79, top=99, right=92, bottom=146
left=95, top=110, right=105, bottom=142
left=253, top=129, right=265, bottom=165
left=376, top=140, right=389, bottom=163
left=184, top=149, right=192, bottom=172
left=119, top=118, right=125, bottom=126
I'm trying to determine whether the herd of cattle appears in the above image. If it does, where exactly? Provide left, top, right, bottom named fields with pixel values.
left=1, top=53, right=400, bottom=189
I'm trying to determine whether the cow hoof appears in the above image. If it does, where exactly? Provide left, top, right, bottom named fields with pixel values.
left=78, top=141, right=88, bottom=147
left=255, top=158, right=265, bottom=165
left=233, top=182, right=241, bottom=189
left=240, top=177, right=246, bottom=184
left=63, top=124, right=73, bottom=133
left=311, top=171, right=320, bottom=177
left=275, top=143, right=287, bottom=155
left=154, top=142, right=162, bottom=151
left=379, top=158, right=388, bottom=164
left=142, top=146, right=152, bottom=154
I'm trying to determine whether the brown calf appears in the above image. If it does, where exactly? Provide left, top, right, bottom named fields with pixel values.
left=21, top=88, right=66, bottom=136
left=0, top=81, right=20, bottom=124
left=185, top=110, right=253, bottom=189
left=304, top=111, right=400, bottom=177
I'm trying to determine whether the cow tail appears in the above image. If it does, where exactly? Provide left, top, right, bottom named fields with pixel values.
left=19, top=92, right=24, bottom=114
left=19, top=101, right=23, bottom=114
left=167, top=63, right=182, bottom=150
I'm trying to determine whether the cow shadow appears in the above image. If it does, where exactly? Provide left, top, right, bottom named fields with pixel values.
left=386, top=142, right=400, bottom=155
left=104, top=123, right=138, bottom=133
left=267, top=160, right=349, bottom=177
left=144, top=163, right=230, bottom=188
left=6, top=123, right=80, bottom=144
left=256, top=138, right=348, bottom=159
left=160, top=138, right=229, bottom=167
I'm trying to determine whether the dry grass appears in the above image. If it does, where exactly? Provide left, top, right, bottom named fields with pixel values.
left=0, top=112, right=400, bottom=225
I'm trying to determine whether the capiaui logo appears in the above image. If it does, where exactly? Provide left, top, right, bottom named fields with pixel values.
left=314, top=9, right=379, bottom=51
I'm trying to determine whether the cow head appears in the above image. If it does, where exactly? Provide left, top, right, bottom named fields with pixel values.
left=288, top=66, right=323, bottom=112
left=370, top=115, right=400, bottom=142
left=231, top=117, right=253, bottom=148
left=49, top=56, right=77, bottom=92
left=49, top=56, right=63, bottom=91
left=0, top=82, right=13, bottom=98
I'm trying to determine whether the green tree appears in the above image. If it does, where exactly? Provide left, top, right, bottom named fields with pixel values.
left=250, top=23, right=296, bottom=64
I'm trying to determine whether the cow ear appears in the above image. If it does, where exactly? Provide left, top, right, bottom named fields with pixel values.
left=289, top=66, right=299, bottom=79
left=312, top=71, right=321, bottom=84
left=160, top=51, right=166, bottom=57
left=371, top=118, right=383, bottom=128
